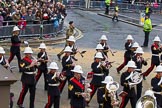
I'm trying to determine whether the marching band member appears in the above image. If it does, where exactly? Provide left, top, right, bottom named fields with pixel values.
left=116, top=35, right=134, bottom=74
left=45, top=62, right=61, bottom=108
left=35, top=43, right=49, bottom=90
left=57, top=36, right=78, bottom=61
left=97, top=76, right=114, bottom=108
left=151, top=65, right=162, bottom=108
left=99, top=35, right=114, bottom=57
left=0, top=47, right=9, bottom=69
left=132, top=47, right=147, bottom=99
left=8, top=26, right=21, bottom=72
left=87, top=52, right=109, bottom=105
left=143, top=36, right=162, bottom=77
left=95, top=44, right=107, bottom=61
left=119, top=61, right=137, bottom=108
left=59, top=46, right=75, bottom=99
left=17, top=47, right=37, bottom=108
left=68, top=65, right=86, bottom=108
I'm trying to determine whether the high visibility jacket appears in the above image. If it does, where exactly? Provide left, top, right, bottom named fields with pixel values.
left=105, top=0, right=110, bottom=5
left=115, top=6, right=119, bottom=11
left=143, top=18, right=152, bottom=32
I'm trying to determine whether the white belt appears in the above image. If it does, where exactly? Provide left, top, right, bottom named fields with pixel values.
left=152, top=54, right=159, bottom=56
left=135, top=69, right=141, bottom=71
left=48, top=83, right=59, bottom=86
left=24, top=72, right=36, bottom=75
left=94, top=73, right=104, bottom=76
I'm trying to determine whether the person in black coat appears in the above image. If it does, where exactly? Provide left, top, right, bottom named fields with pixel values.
left=8, top=26, right=21, bottom=72
left=119, top=61, right=137, bottom=108
left=68, top=65, right=86, bottom=108
left=117, top=35, right=134, bottom=74
left=151, top=65, right=162, bottom=108
left=17, top=47, right=37, bottom=108
left=35, top=43, right=49, bottom=90
left=97, top=76, right=114, bottom=108
left=87, top=52, right=109, bottom=105
left=132, top=47, right=147, bottom=100
left=143, top=36, right=162, bottom=77
left=58, top=46, right=75, bottom=99
left=45, top=62, right=61, bottom=108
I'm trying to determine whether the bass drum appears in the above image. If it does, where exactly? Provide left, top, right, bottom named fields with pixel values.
left=136, top=95, right=157, bottom=108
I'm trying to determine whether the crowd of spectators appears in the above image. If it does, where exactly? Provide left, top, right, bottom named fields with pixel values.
left=0, top=0, right=67, bottom=28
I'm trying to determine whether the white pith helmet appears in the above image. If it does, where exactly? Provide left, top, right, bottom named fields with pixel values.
left=135, top=47, right=144, bottom=54
left=24, top=47, right=33, bottom=54
left=71, top=65, right=83, bottom=74
left=39, top=43, right=47, bottom=49
left=126, top=34, right=134, bottom=40
left=132, top=42, right=139, bottom=48
left=13, top=26, right=20, bottom=32
left=67, top=36, right=76, bottom=42
left=0, top=47, right=5, bottom=54
left=126, top=60, right=136, bottom=68
left=102, top=76, right=113, bottom=84
left=96, top=44, right=104, bottom=50
left=100, top=35, right=108, bottom=41
left=155, top=65, right=162, bottom=73
left=48, top=62, right=59, bottom=69
left=153, top=36, right=161, bottom=42
left=64, top=46, right=72, bottom=52
left=144, top=90, right=154, bottom=97
left=95, top=52, right=103, bottom=59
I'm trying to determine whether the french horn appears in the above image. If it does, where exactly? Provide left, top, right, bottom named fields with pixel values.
left=128, top=71, right=143, bottom=88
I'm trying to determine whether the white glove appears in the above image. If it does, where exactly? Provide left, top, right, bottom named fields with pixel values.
left=103, top=94, right=105, bottom=98
left=128, top=43, right=132, bottom=47
left=24, top=41, right=29, bottom=45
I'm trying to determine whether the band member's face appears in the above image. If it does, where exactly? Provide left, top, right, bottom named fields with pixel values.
left=25, top=53, right=32, bottom=58
left=97, top=49, right=103, bottom=52
left=128, top=67, right=134, bottom=72
left=159, top=72, right=162, bottom=77
left=68, top=41, right=74, bottom=45
left=127, top=40, right=132, bottom=43
left=0, top=54, right=3, bottom=57
left=70, top=23, right=74, bottom=28
left=74, top=72, right=81, bottom=80
left=65, top=52, right=71, bottom=56
left=101, top=40, right=106, bottom=43
left=13, top=31, right=20, bottom=35
left=50, top=69, right=56, bottom=74
left=95, top=58, right=102, bottom=62
left=137, top=53, right=142, bottom=56
left=40, top=48, right=46, bottom=52
left=154, top=41, right=159, bottom=44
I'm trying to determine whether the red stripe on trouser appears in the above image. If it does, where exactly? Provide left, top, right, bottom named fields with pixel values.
left=18, top=84, right=25, bottom=104
left=8, top=53, right=14, bottom=63
left=117, top=57, right=127, bottom=72
left=143, top=64, right=155, bottom=77
left=119, top=96, right=126, bottom=108
left=58, top=80, right=66, bottom=92
left=36, top=69, right=41, bottom=81
left=90, top=84, right=95, bottom=96
left=45, top=95, right=51, bottom=108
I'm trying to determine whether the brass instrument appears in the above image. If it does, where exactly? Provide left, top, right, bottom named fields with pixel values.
left=106, top=81, right=120, bottom=107
left=136, top=90, right=157, bottom=108
left=126, top=71, right=143, bottom=88
left=83, top=79, right=92, bottom=101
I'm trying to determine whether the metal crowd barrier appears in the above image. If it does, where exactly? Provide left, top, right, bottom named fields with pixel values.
left=0, top=20, right=64, bottom=39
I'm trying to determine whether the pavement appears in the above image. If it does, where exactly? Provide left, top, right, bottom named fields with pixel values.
left=5, top=8, right=162, bottom=108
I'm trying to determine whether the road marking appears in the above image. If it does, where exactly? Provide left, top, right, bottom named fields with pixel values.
left=159, top=24, right=162, bottom=26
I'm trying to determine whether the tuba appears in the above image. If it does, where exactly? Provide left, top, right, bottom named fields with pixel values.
left=106, top=81, right=120, bottom=107
left=136, top=90, right=157, bottom=108
left=127, top=71, right=143, bottom=88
